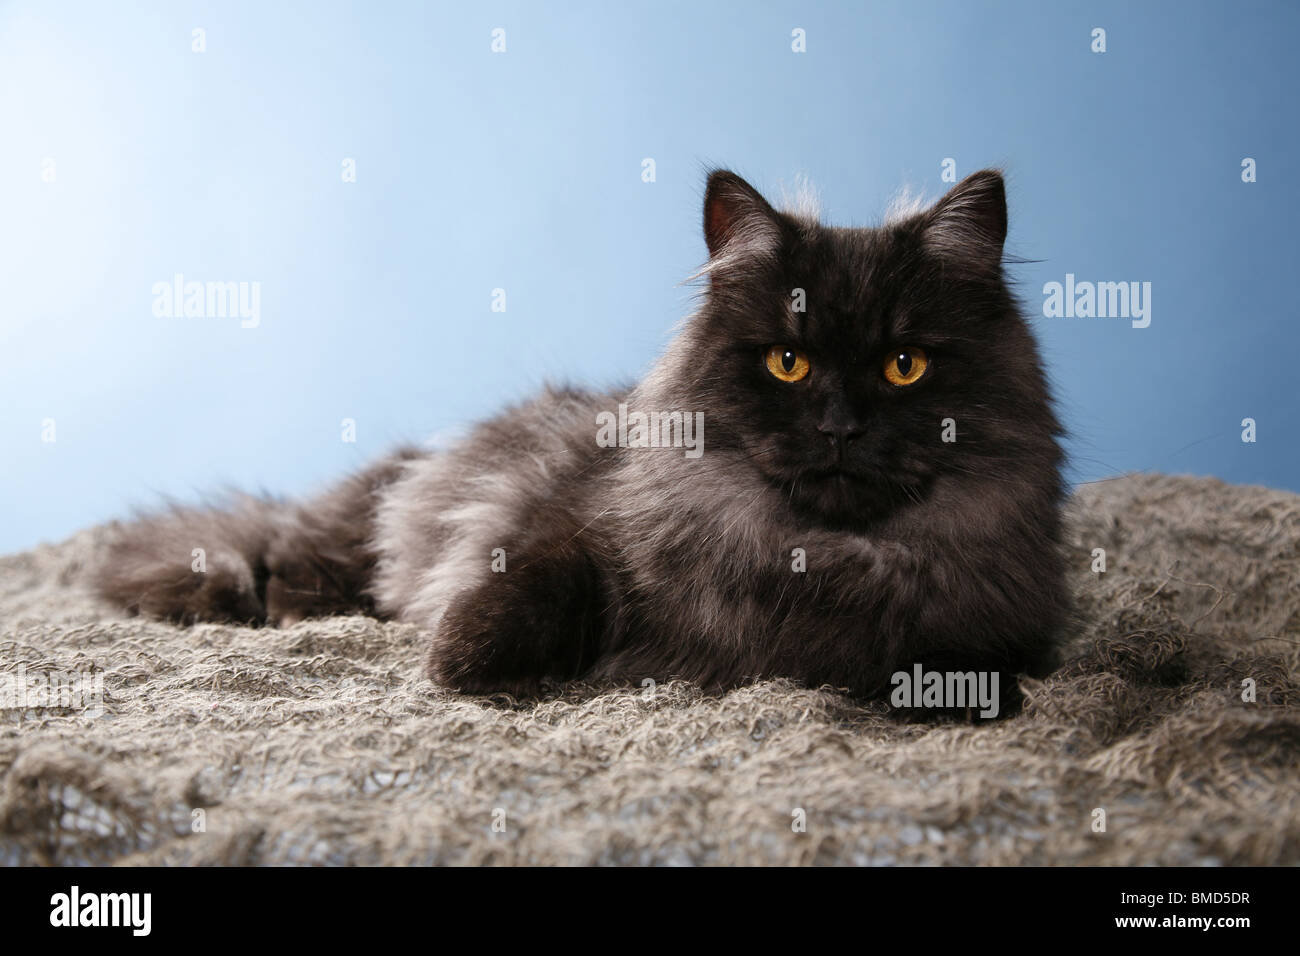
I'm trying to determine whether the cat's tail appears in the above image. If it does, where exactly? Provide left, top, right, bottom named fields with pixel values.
left=93, top=448, right=425, bottom=627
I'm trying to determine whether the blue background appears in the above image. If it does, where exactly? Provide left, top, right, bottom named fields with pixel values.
left=2, top=0, right=1296, bottom=554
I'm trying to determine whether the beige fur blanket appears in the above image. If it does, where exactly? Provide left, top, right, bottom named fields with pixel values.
left=2, top=473, right=1297, bottom=865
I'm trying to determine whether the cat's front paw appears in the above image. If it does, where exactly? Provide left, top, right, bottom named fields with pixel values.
left=423, top=544, right=601, bottom=697
left=426, top=588, right=546, bottom=697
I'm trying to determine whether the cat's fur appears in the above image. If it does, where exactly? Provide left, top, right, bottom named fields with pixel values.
left=95, top=169, right=1069, bottom=708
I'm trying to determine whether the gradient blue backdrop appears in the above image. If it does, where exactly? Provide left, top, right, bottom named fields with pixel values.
left=2, top=0, right=1297, bottom=554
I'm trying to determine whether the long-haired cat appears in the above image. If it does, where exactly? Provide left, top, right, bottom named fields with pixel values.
left=95, top=169, right=1069, bottom=709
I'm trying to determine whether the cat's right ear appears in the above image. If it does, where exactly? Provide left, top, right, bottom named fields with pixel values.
left=702, top=171, right=782, bottom=265
left=920, top=169, right=1008, bottom=275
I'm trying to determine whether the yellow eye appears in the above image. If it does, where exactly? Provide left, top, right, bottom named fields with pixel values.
left=764, top=346, right=811, bottom=382
left=883, top=347, right=928, bottom=386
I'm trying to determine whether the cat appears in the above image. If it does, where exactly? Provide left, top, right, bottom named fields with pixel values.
left=95, top=169, right=1069, bottom=710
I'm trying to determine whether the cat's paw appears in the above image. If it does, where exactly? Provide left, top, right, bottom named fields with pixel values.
left=425, top=591, right=544, bottom=696
left=423, top=544, right=601, bottom=697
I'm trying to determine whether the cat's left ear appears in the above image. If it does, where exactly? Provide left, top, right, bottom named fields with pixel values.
left=921, top=170, right=1007, bottom=273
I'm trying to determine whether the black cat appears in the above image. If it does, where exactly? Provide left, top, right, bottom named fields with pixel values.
left=96, top=169, right=1069, bottom=709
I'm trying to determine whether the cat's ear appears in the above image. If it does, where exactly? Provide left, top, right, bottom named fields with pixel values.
left=703, top=171, right=782, bottom=264
left=922, top=170, right=1007, bottom=273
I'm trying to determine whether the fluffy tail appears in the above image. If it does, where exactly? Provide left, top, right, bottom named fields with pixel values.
left=93, top=449, right=423, bottom=627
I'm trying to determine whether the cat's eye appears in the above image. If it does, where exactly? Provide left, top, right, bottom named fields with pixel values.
left=764, top=346, right=810, bottom=383
left=883, top=347, right=929, bottom=387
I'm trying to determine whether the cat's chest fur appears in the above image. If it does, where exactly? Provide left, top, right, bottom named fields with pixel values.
left=592, top=452, right=997, bottom=691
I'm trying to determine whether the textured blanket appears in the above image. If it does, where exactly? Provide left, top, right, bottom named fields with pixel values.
left=1, top=473, right=1297, bottom=865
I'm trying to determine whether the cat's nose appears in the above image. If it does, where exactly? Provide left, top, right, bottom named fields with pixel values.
left=817, top=422, right=865, bottom=457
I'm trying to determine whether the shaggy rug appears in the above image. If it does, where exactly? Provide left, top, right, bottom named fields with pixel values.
left=1, top=472, right=1297, bottom=866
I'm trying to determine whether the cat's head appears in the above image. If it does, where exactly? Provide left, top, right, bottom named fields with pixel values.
left=663, top=169, right=1062, bottom=529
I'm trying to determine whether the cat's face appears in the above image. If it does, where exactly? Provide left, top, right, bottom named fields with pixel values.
left=678, top=170, right=1060, bottom=529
